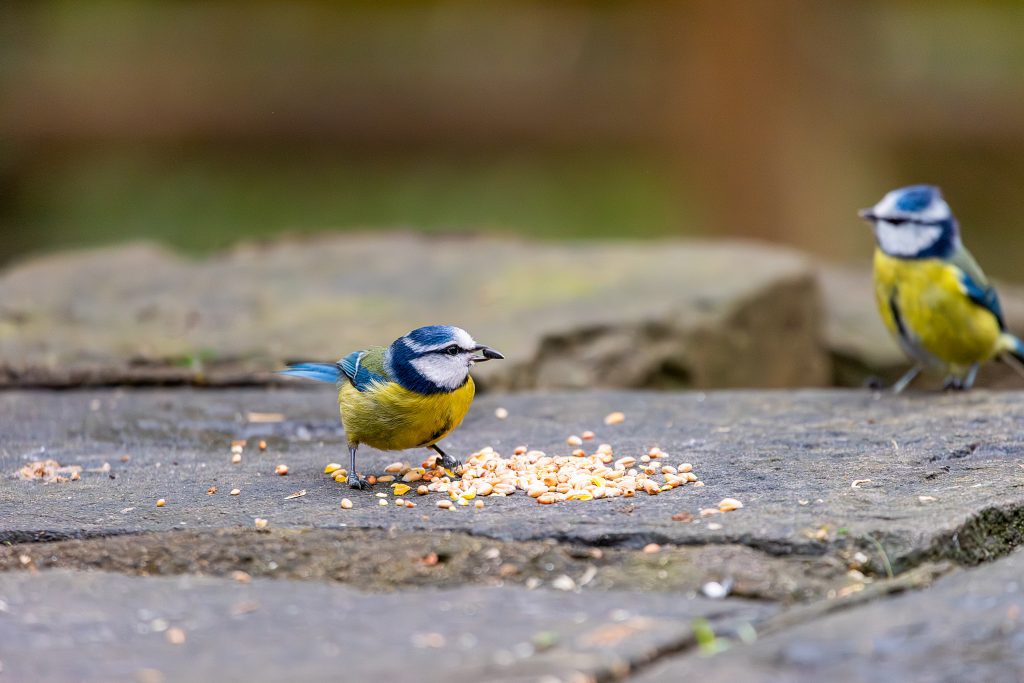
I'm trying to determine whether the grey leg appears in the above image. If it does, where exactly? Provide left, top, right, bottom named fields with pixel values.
left=962, top=364, right=980, bottom=390
left=891, top=366, right=922, bottom=394
left=347, top=445, right=370, bottom=489
left=429, top=444, right=462, bottom=472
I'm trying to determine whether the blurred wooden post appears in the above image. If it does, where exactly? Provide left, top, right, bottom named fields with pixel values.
left=667, top=0, right=873, bottom=261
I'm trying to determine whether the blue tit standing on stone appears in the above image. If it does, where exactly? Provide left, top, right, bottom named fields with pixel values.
left=860, top=184, right=1024, bottom=392
left=279, top=325, right=503, bottom=489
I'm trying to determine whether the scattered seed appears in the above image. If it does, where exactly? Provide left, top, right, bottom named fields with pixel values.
left=384, top=462, right=405, bottom=474
left=918, top=495, right=937, bottom=503
left=379, top=499, right=388, bottom=506
left=474, top=499, right=484, bottom=509
left=274, top=464, right=289, bottom=476
left=417, top=485, right=429, bottom=496
left=642, top=543, right=661, bottom=554
left=231, top=570, right=252, bottom=583
left=230, top=488, right=240, bottom=496
left=254, top=518, right=268, bottom=529
left=567, top=435, right=583, bottom=446
left=604, top=411, right=625, bottom=426
left=581, top=431, right=595, bottom=441
left=165, top=627, right=187, bottom=645
left=851, top=479, right=872, bottom=489
left=404, top=500, right=416, bottom=508
left=367, top=475, right=377, bottom=485
left=392, top=483, right=412, bottom=496
left=333, top=471, right=348, bottom=483
left=258, top=440, right=268, bottom=451
left=120, top=454, right=131, bottom=463
left=246, top=412, right=284, bottom=423
left=324, top=463, right=342, bottom=474
left=231, top=453, right=242, bottom=464
left=207, top=486, right=217, bottom=495
left=341, top=498, right=353, bottom=509
left=437, top=500, right=453, bottom=509
left=284, top=489, right=306, bottom=500
left=494, top=407, right=509, bottom=420
left=537, top=493, right=556, bottom=505
left=718, top=498, right=743, bottom=512
left=155, top=499, right=166, bottom=508
left=375, top=492, right=388, bottom=498
left=551, top=575, right=576, bottom=591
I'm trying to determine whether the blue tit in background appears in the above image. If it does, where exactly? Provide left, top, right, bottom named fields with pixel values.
left=860, top=184, right=1024, bottom=392
left=279, top=325, right=503, bottom=489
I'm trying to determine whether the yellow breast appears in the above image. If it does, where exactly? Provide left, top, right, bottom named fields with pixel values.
left=337, top=376, right=476, bottom=451
left=873, top=249, right=1001, bottom=369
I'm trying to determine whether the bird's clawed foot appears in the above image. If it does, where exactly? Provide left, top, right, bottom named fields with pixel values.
left=436, top=453, right=463, bottom=473
left=347, top=473, right=371, bottom=490
left=942, top=377, right=967, bottom=392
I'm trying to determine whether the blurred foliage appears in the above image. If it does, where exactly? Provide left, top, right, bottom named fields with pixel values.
left=2, top=1, right=1024, bottom=279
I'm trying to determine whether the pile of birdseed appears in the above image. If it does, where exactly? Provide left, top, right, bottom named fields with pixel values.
left=325, top=439, right=702, bottom=507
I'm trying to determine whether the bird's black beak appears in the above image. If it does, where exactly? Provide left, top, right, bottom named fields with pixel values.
left=858, top=208, right=876, bottom=221
left=472, top=345, right=504, bottom=362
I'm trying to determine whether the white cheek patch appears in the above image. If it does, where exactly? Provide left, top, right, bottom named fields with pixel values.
left=876, top=221, right=943, bottom=257
left=410, top=354, right=470, bottom=391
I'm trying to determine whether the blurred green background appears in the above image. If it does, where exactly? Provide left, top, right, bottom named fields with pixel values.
left=2, top=1, right=1024, bottom=278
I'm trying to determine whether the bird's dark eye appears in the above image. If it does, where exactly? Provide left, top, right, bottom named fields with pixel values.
left=445, top=345, right=461, bottom=356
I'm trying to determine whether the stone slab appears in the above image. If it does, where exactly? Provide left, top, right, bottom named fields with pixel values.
left=3, top=388, right=1024, bottom=574
left=0, top=569, right=774, bottom=683
left=0, top=236, right=828, bottom=389
left=635, top=549, right=1024, bottom=683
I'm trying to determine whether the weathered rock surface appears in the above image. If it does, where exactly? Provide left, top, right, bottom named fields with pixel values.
left=636, top=549, right=1024, bottom=682
left=3, top=389, right=1024, bottom=571
left=0, top=570, right=775, bottom=683
left=3, top=388, right=1024, bottom=680
left=0, top=235, right=829, bottom=389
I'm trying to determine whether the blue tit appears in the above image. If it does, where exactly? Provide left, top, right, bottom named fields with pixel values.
left=859, top=184, right=1024, bottom=392
left=279, top=325, right=504, bottom=489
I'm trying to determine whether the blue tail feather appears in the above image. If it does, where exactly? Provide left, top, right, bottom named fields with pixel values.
left=278, top=362, right=341, bottom=384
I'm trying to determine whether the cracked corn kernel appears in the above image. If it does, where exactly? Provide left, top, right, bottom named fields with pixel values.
left=392, top=483, right=412, bottom=496
left=155, top=499, right=166, bottom=507
left=207, top=486, right=217, bottom=495
left=324, top=463, right=342, bottom=474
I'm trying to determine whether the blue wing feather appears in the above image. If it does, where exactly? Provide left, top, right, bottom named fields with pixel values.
left=338, top=350, right=387, bottom=391
left=958, top=271, right=1006, bottom=330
